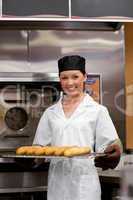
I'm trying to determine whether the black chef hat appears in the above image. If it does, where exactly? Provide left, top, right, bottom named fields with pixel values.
left=58, top=55, right=86, bottom=75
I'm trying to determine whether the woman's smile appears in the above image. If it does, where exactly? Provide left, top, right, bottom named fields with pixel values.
left=59, top=70, right=86, bottom=97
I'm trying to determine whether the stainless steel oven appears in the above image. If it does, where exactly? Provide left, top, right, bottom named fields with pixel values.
left=0, top=72, right=60, bottom=198
left=0, top=72, right=61, bottom=150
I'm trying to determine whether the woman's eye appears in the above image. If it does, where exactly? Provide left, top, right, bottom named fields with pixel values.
left=73, top=75, right=79, bottom=79
left=61, top=77, right=67, bottom=80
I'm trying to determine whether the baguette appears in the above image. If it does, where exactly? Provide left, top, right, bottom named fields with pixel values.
left=16, top=146, right=41, bottom=155
left=44, top=146, right=58, bottom=155
left=54, top=146, right=71, bottom=156
left=25, top=146, right=42, bottom=155
left=16, top=146, right=31, bottom=155
left=64, top=146, right=91, bottom=157
left=34, top=146, right=49, bottom=155
left=16, top=146, right=91, bottom=157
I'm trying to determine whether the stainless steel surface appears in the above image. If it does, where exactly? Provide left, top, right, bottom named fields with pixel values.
left=0, top=30, right=28, bottom=72
left=72, top=0, right=133, bottom=18
left=1, top=0, right=133, bottom=21
left=0, top=152, right=106, bottom=159
left=0, top=73, right=61, bottom=149
left=0, top=72, right=59, bottom=82
left=98, top=168, right=121, bottom=179
left=0, top=0, right=2, bottom=17
left=3, top=0, right=68, bottom=17
left=0, top=21, right=122, bottom=30
left=0, top=170, right=121, bottom=193
left=0, top=172, right=47, bottom=190
left=0, top=186, right=47, bottom=193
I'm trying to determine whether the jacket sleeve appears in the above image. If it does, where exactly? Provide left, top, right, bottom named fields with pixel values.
left=95, top=106, right=119, bottom=153
left=33, top=110, right=52, bottom=146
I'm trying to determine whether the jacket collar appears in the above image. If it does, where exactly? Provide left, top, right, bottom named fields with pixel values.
left=52, top=93, right=97, bottom=113
left=82, top=93, right=97, bottom=107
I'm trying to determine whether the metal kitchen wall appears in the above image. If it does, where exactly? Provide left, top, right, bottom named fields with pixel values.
left=1, top=0, right=133, bottom=18
left=0, top=27, right=125, bottom=146
left=71, top=0, right=133, bottom=18
left=2, top=0, right=68, bottom=17
left=0, top=0, right=1, bottom=17
left=0, top=31, right=28, bottom=71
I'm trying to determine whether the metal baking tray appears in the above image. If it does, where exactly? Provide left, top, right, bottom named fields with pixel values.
left=0, top=152, right=106, bottom=159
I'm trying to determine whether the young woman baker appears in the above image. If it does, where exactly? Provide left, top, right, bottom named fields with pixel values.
left=33, top=55, right=122, bottom=200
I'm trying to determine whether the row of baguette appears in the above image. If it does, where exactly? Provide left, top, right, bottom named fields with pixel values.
left=16, top=146, right=91, bottom=157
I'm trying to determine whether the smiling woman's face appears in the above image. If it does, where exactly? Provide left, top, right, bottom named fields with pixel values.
left=59, top=70, right=86, bottom=97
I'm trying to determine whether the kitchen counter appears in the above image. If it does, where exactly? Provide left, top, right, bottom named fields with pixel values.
left=0, top=161, right=121, bottom=182
left=0, top=163, right=121, bottom=200
left=98, top=168, right=121, bottom=184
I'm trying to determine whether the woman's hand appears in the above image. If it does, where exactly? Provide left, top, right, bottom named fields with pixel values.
left=94, top=143, right=121, bottom=170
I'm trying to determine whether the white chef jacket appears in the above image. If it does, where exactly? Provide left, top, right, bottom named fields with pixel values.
left=33, top=94, right=119, bottom=200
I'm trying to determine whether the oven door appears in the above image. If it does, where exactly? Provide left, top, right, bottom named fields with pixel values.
left=0, top=80, right=61, bottom=150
